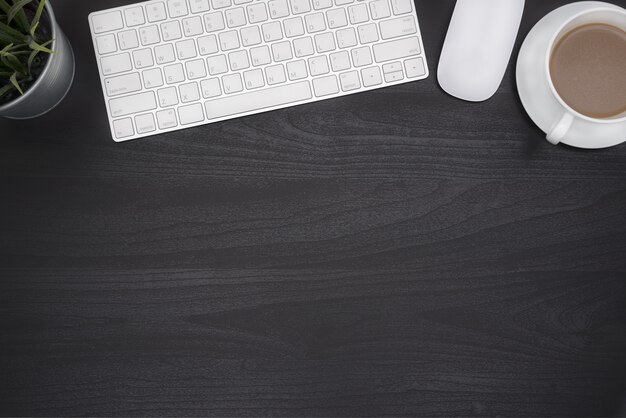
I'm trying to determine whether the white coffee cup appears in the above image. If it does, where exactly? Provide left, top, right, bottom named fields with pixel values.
left=517, top=2, right=626, bottom=149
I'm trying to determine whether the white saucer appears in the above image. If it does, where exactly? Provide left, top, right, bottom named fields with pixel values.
left=516, top=1, right=626, bottom=149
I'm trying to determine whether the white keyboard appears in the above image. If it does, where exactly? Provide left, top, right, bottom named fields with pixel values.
left=89, top=0, right=429, bottom=142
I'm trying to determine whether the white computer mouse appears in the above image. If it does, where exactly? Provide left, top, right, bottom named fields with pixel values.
left=438, top=0, right=525, bottom=102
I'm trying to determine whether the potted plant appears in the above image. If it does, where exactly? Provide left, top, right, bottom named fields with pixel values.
left=0, top=0, right=74, bottom=119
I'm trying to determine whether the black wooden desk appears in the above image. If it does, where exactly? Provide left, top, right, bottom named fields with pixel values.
left=2, top=0, right=626, bottom=416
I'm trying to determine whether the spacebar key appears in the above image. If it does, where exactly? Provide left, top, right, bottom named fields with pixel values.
left=204, top=81, right=312, bottom=120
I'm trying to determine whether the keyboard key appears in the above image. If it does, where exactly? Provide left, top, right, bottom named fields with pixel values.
left=135, top=113, right=157, bottom=134
left=269, top=0, right=290, bottom=18
left=250, top=45, right=271, bottom=66
left=178, top=103, right=205, bottom=124
left=247, top=3, right=268, bottom=23
left=198, top=35, right=219, bottom=55
left=228, top=50, right=250, bottom=70
left=186, top=59, right=208, bottom=79
left=361, top=66, right=382, bottom=87
left=219, top=30, right=240, bottom=50
left=96, top=34, right=117, bottom=55
left=222, top=73, right=244, bottom=93
left=91, top=11, right=124, bottom=33
left=146, top=2, right=167, bottom=22
left=287, top=60, right=308, bottom=80
left=329, top=51, right=350, bottom=71
left=101, top=53, right=132, bottom=75
left=293, top=37, right=314, bottom=57
left=265, top=64, right=287, bottom=85
left=155, top=44, right=176, bottom=64
left=167, top=0, right=189, bottom=18
left=384, top=69, right=404, bottom=82
left=391, top=0, right=413, bottom=15
left=113, top=118, right=134, bottom=139
left=142, top=68, right=164, bottom=88
left=272, top=41, right=293, bottom=62
left=140, top=26, right=160, bottom=45
left=369, top=0, right=391, bottom=19
left=124, top=7, right=145, bottom=26
left=179, top=82, right=201, bottom=103
left=284, top=17, right=305, bottom=37
left=105, top=72, right=142, bottom=96
left=133, top=48, right=155, bottom=69
left=373, top=36, right=420, bottom=62
left=201, top=78, right=222, bottom=98
left=109, top=91, right=157, bottom=117
left=207, top=54, right=229, bottom=74
left=348, top=4, right=368, bottom=24
left=118, top=30, right=139, bottom=50
left=204, top=12, right=226, bottom=32
left=176, top=39, right=198, bottom=59
left=339, top=70, right=360, bottom=91
left=290, top=0, right=311, bottom=15
left=379, top=16, right=416, bottom=40
left=212, top=0, right=232, bottom=9
left=382, top=61, right=404, bottom=82
left=308, top=55, right=329, bottom=76
left=158, top=86, right=179, bottom=106
left=183, top=16, right=204, bottom=36
left=204, top=81, right=312, bottom=119
left=336, top=27, right=357, bottom=48
left=189, top=0, right=211, bottom=14
left=382, top=61, right=402, bottom=73
left=305, top=13, right=326, bottom=33
left=358, top=23, right=379, bottom=44
left=404, top=57, right=426, bottom=78
left=312, top=74, right=339, bottom=97
left=262, top=21, right=283, bottom=41
left=314, top=32, right=335, bottom=53
left=327, top=9, right=347, bottom=28
left=161, top=21, right=182, bottom=41
left=244, top=68, right=265, bottom=89
left=313, top=0, right=332, bottom=10
left=351, top=46, right=372, bottom=67
left=241, top=26, right=262, bottom=46
left=164, top=63, right=185, bottom=84
left=156, top=109, right=178, bottom=129
left=226, top=8, right=247, bottom=28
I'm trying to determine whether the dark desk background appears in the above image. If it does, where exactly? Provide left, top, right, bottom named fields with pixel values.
left=2, top=0, right=626, bottom=416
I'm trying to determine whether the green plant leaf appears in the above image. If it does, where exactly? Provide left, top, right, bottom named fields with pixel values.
left=4, top=0, right=31, bottom=34
left=26, top=46, right=36, bottom=71
left=0, top=21, right=26, bottom=43
left=1, top=51, right=26, bottom=74
left=26, top=38, right=49, bottom=74
left=28, top=37, right=51, bottom=53
left=0, top=82, right=15, bottom=98
left=9, top=71, right=23, bottom=94
left=8, top=0, right=32, bottom=24
left=29, top=0, right=45, bottom=38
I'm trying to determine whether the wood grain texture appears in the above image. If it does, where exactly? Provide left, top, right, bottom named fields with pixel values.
left=1, top=0, right=626, bottom=416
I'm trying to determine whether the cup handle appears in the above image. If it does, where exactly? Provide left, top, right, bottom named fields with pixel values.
left=546, top=113, right=574, bottom=145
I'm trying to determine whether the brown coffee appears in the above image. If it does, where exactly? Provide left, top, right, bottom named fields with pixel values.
left=549, top=23, right=626, bottom=119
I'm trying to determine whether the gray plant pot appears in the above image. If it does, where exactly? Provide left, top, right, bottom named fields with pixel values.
left=0, top=0, right=75, bottom=119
